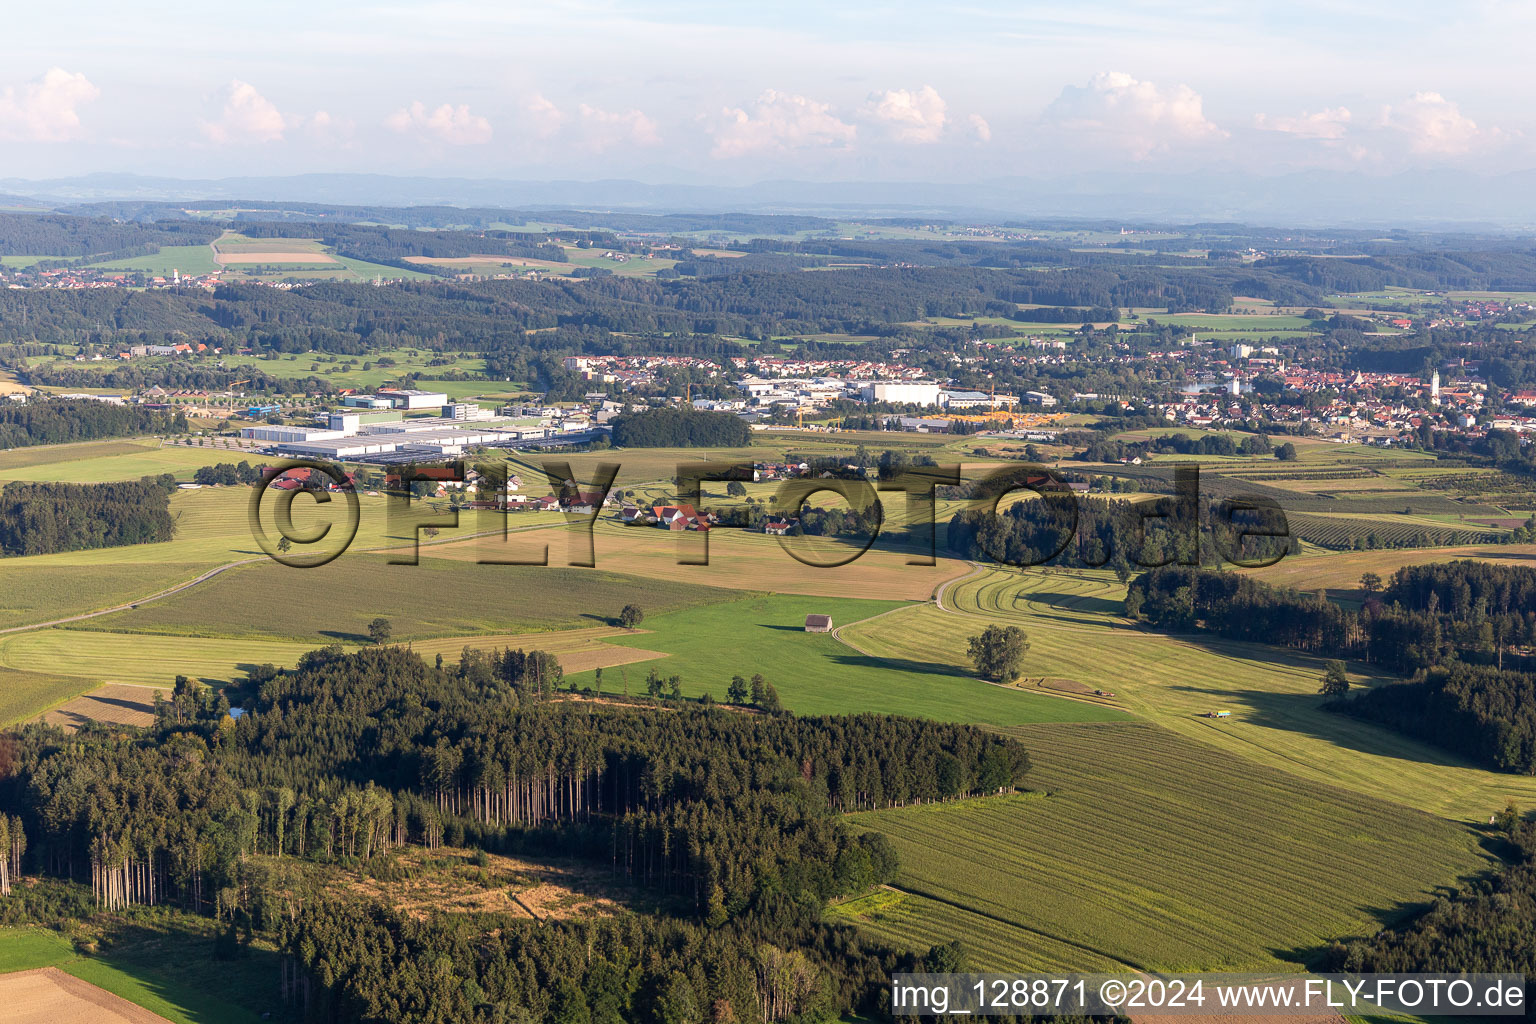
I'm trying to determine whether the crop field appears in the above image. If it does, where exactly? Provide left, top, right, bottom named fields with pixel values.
left=421, top=519, right=971, bottom=600
left=828, top=887, right=1123, bottom=972
left=565, top=592, right=1128, bottom=725
left=87, top=245, right=222, bottom=276
left=847, top=722, right=1488, bottom=972
left=1146, top=313, right=1318, bottom=330
left=0, top=561, right=210, bottom=630
left=0, top=968, right=178, bottom=1024
left=0, top=628, right=321, bottom=688
left=0, top=667, right=98, bottom=726
left=0, top=439, right=156, bottom=475
left=1242, top=542, right=1536, bottom=594
left=85, top=554, right=729, bottom=643
left=41, top=682, right=160, bottom=730
left=0, top=487, right=409, bottom=585
left=213, top=234, right=320, bottom=253
left=0, top=443, right=225, bottom=484
left=846, top=566, right=1536, bottom=816
left=1284, top=510, right=1499, bottom=549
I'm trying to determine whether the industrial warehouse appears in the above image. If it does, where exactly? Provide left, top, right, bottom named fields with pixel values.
left=240, top=390, right=605, bottom=462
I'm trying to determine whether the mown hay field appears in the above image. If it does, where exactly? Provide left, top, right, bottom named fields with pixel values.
left=847, top=566, right=1536, bottom=817
left=847, top=723, right=1490, bottom=972
left=0, top=628, right=321, bottom=689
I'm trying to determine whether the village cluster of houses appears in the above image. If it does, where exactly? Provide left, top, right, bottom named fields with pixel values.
left=562, top=355, right=722, bottom=390
left=726, top=356, right=930, bottom=380
left=2, top=266, right=223, bottom=291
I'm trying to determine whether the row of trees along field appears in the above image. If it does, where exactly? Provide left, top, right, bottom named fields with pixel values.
left=947, top=490, right=1292, bottom=575
left=1127, top=561, right=1536, bottom=771
left=608, top=407, right=752, bottom=447
left=0, top=645, right=1033, bottom=1021
left=0, top=398, right=186, bottom=448
left=0, top=476, right=176, bottom=557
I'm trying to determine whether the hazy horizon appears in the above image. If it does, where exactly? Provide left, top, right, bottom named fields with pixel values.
left=4, top=1, right=1535, bottom=208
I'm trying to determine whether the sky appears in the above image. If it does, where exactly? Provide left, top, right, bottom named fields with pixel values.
left=2, top=0, right=1533, bottom=184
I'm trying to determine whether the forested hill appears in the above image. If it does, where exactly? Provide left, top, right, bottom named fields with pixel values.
left=0, top=213, right=221, bottom=258
left=1, top=645, right=1032, bottom=1022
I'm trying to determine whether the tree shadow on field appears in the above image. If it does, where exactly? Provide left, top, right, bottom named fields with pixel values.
left=1028, top=591, right=1124, bottom=617
left=1272, top=834, right=1504, bottom=969
left=1167, top=682, right=1474, bottom=771
left=828, top=650, right=971, bottom=679
left=319, top=628, right=370, bottom=644
left=84, top=694, right=155, bottom=714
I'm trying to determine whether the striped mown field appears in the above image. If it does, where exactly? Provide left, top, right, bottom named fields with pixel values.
left=847, top=565, right=1536, bottom=816
left=847, top=722, right=1490, bottom=973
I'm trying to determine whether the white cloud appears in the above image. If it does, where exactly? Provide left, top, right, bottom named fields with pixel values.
left=526, top=93, right=566, bottom=139
left=864, top=85, right=947, bottom=143
left=301, top=110, right=355, bottom=144
left=1254, top=106, right=1352, bottom=140
left=577, top=103, right=660, bottom=149
left=966, top=113, right=992, bottom=143
left=0, top=68, right=100, bottom=142
left=710, top=90, right=856, bottom=158
left=386, top=101, right=492, bottom=144
left=201, top=80, right=286, bottom=144
left=1382, top=92, right=1496, bottom=154
left=1042, top=71, right=1224, bottom=158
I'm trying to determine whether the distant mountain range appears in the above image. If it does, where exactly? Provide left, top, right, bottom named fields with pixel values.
left=5, top=170, right=1536, bottom=228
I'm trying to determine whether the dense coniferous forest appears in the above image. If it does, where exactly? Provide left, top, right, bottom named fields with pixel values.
left=0, top=645, right=1034, bottom=1021
left=0, top=476, right=176, bottom=557
left=235, top=221, right=568, bottom=271
left=0, top=213, right=222, bottom=258
left=0, top=398, right=187, bottom=448
left=1337, top=664, right=1536, bottom=773
left=610, top=407, right=753, bottom=448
